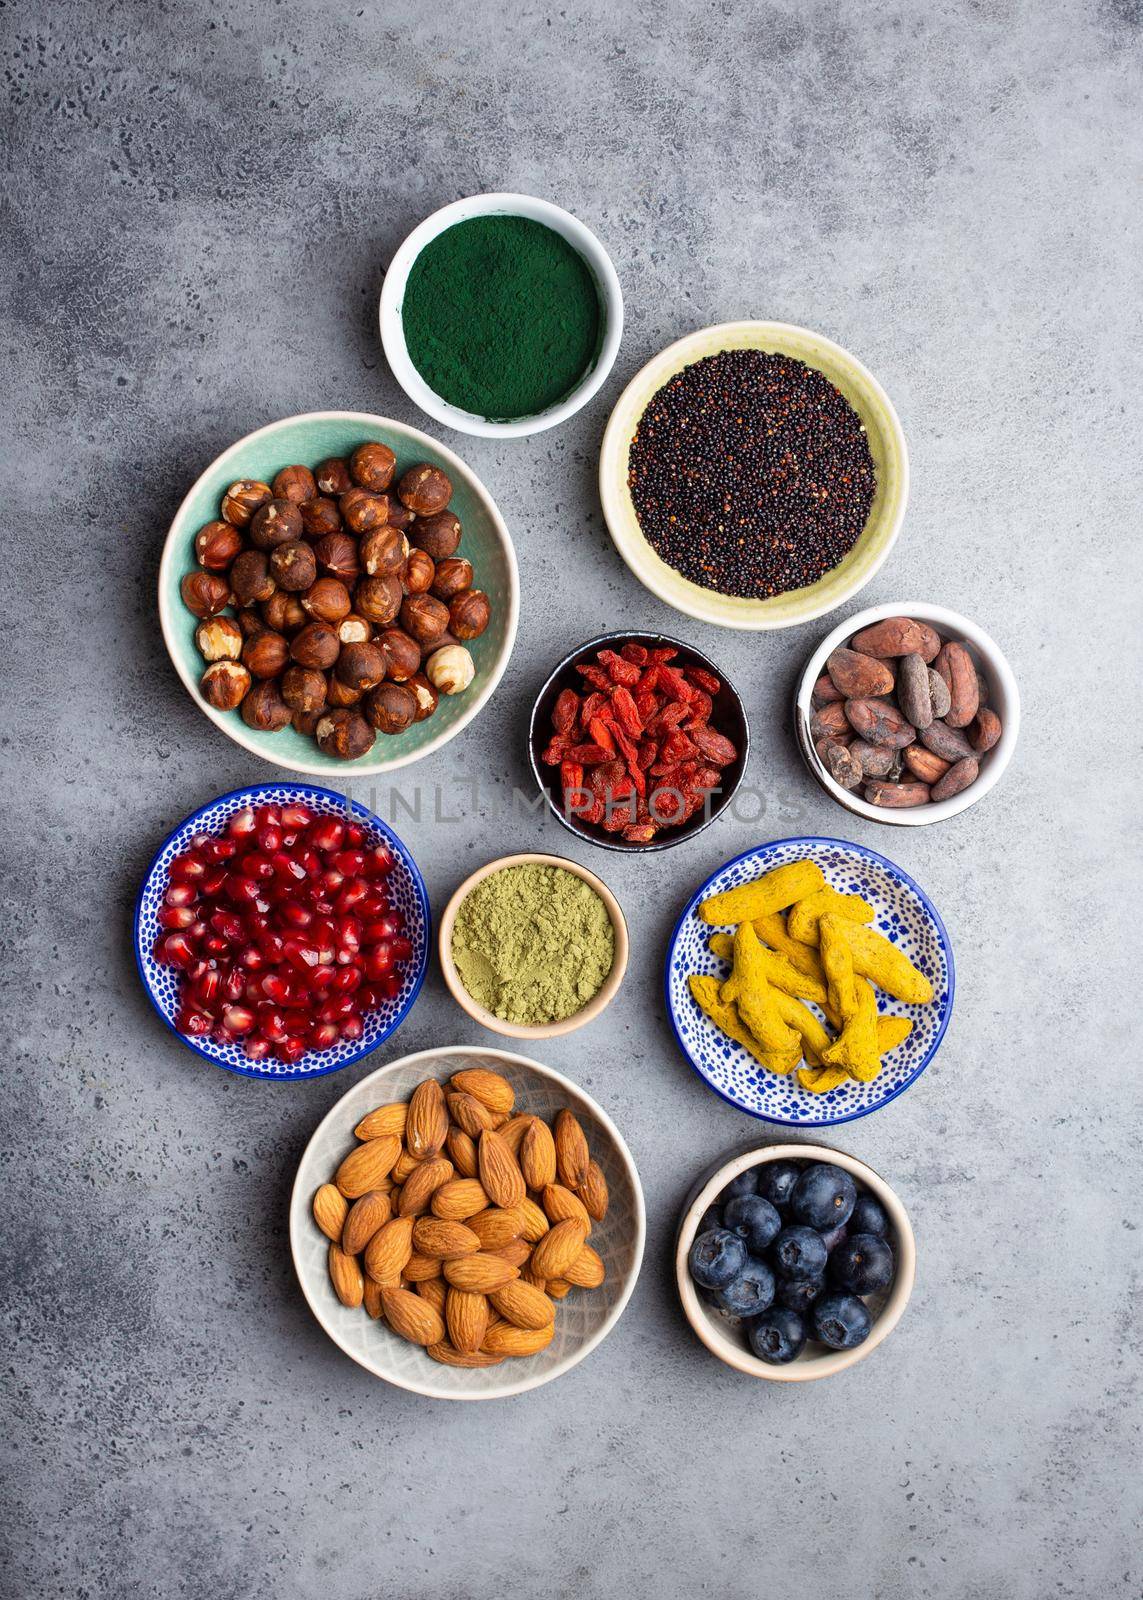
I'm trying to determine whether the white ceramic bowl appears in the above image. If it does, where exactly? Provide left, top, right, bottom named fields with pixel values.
left=676, top=1144, right=915, bottom=1382
left=795, top=601, right=1020, bottom=826
left=290, top=1046, right=646, bottom=1400
left=379, top=193, right=624, bottom=438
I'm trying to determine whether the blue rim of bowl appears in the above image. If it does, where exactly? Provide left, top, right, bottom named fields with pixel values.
left=133, top=782, right=431, bottom=1082
left=663, top=834, right=956, bottom=1127
left=526, top=630, right=750, bottom=853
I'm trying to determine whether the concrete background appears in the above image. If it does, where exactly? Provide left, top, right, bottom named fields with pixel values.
left=3, top=1, right=1140, bottom=1596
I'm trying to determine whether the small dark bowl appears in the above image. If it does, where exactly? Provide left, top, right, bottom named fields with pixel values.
left=527, top=631, right=750, bottom=853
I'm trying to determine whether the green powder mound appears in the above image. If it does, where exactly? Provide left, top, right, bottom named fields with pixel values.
left=401, top=215, right=602, bottom=421
left=451, top=864, right=615, bottom=1026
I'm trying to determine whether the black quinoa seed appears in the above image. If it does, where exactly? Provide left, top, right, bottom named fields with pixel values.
left=627, top=349, right=877, bottom=600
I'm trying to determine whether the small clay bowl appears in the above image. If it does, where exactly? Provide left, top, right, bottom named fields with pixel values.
left=438, top=852, right=628, bottom=1039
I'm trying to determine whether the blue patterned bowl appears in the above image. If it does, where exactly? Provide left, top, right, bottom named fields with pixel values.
left=665, top=836, right=954, bottom=1126
left=134, top=783, right=430, bottom=1081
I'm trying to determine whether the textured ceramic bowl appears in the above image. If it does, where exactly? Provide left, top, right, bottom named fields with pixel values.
left=599, top=321, right=908, bottom=630
left=438, top=853, right=629, bottom=1039
left=794, top=601, right=1021, bottom=826
left=159, top=410, right=519, bottom=776
left=290, top=1045, right=646, bottom=1399
left=676, top=1143, right=915, bottom=1382
left=133, top=782, right=430, bottom=1080
left=665, top=836, right=954, bottom=1125
left=526, top=631, right=749, bottom=852
left=380, top=193, right=623, bottom=438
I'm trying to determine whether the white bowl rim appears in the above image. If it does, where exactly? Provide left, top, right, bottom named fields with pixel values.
left=290, top=1044, right=647, bottom=1400
left=794, top=599, right=1021, bottom=826
left=676, top=1143, right=916, bottom=1382
left=437, top=852, right=630, bottom=1039
left=158, top=408, right=521, bottom=777
left=598, top=319, right=909, bottom=631
left=379, top=192, right=624, bottom=439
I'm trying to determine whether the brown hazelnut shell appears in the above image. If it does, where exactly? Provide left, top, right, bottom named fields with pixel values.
left=201, top=660, right=251, bottom=710
left=360, top=526, right=408, bottom=577
left=241, top=678, right=292, bottom=731
left=281, top=665, right=328, bottom=714
left=335, top=641, right=387, bottom=693
left=411, top=510, right=462, bottom=561
left=290, top=620, right=340, bottom=670
left=180, top=570, right=230, bottom=619
left=241, top=629, right=290, bottom=679
left=261, top=591, right=306, bottom=634
left=272, top=464, right=317, bottom=505
left=448, top=589, right=491, bottom=641
left=354, top=575, right=402, bottom=627
left=431, top=556, right=474, bottom=601
left=312, top=530, right=360, bottom=584
left=220, top=480, right=271, bottom=528
left=269, top=539, right=318, bottom=593
left=195, top=520, right=243, bottom=572
left=340, top=488, right=389, bottom=534
left=248, top=498, right=303, bottom=550
left=350, top=441, right=397, bottom=493
left=403, top=548, right=436, bottom=595
left=229, top=550, right=276, bottom=606
left=300, top=496, right=343, bottom=539
left=375, top=628, right=422, bottom=683
left=315, top=457, right=353, bottom=497
left=315, top=709, right=375, bottom=760
left=400, top=593, right=450, bottom=647
left=300, top=577, right=351, bottom=623
left=363, top=682, right=416, bottom=735
left=398, top=464, right=452, bottom=516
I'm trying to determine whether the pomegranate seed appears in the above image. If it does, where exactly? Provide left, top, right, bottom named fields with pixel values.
left=356, top=889, right=389, bottom=919
left=177, top=1007, right=212, bottom=1036
left=363, top=913, right=401, bottom=941
left=306, top=965, right=337, bottom=994
left=189, top=832, right=212, bottom=850
left=319, top=868, right=345, bottom=894
left=309, top=818, right=345, bottom=854
left=256, top=825, right=282, bottom=852
left=222, top=1004, right=255, bottom=1034
left=158, top=905, right=196, bottom=930
left=377, top=971, right=403, bottom=999
left=222, top=967, right=246, bottom=1002
left=169, top=853, right=205, bottom=882
left=279, top=901, right=313, bottom=929
left=165, top=882, right=197, bottom=907
left=344, top=823, right=365, bottom=846
left=200, top=868, right=228, bottom=896
left=195, top=969, right=222, bottom=1005
left=260, top=972, right=290, bottom=1004
left=242, top=851, right=275, bottom=881
left=367, top=844, right=395, bottom=875
left=201, top=934, right=228, bottom=956
left=163, top=933, right=196, bottom=969
left=254, top=805, right=281, bottom=829
left=387, top=936, right=413, bottom=962
left=224, top=873, right=261, bottom=904
left=237, top=943, right=265, bottom=970
left=333, top=850, right=365, bottom=876
left=363, top=942, right=394, bottom=979
left=244, top=1034, right=271, bottom=1060
left=257, top=1005, right=288, bottom=1041
left=228, top=807, right=256, bottom=837
left=333, top=879, right=368, bottom=914
left=212, top=1025, right=236, bottom=1045
left=280, top=804, right=313, bottom=828
left=340, top=1015, right=364, bottom=1041
left=271, top=849, right=306, bottom=883
left=206, top=838, right=238, bottom=862
left=297, top=848, right=321, bottom=878
left=308, top=1021, right=339, bottom=1050
left=280, top=1036, right=307, bottom=1063
left=333, top=964, right=362, bottom=992
left=283, top=937, right=321, bottom=972
left=335, top=914, right=362, bottom=953
left=356, top=985, right=380, bottom=1010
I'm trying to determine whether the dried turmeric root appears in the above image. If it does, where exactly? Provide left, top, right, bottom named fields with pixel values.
left=708, top=933, right=829, bottom=1006
left=876, top=1015, right=913, bottom=1053
left=697, top=860, right=825, bottom=926
left=787, top=886, right=875, bottom=944
left=751, top=912, right=827, bottom=981
left=796, top=1063, right=849, bottom=1094
left=687, top=975, right=799, bottom=1076
left=771, top=990, right=833, bottom=1064
left=834, top=921, right=934, bottom=1005
left=819, top=914, right=860, bottom=1021
left=821, top=979, right=882, bottom=1081
left=720, top=924, right=801, bottom=1058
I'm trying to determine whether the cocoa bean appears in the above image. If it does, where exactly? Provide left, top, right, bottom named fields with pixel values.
left=931, top=756, right=979, bottom=802
left=896, top=653, right=933, bottom=729
left=976, top=668, right=990, bottom=708
left=864, top=780, right=931, bottom=808
left=845, top=698, right=916, bottom=749
left=812, top=672, right=844, bottom=708
left=941, top=641, right=979, bottom=728
left=970, top=707, right=1002, bottom=753
left=914, top=622, right=941, bottom=663
left=822, top=740, right=863, bottom=791
left=826, top=646, right=894, bottom=699
left=903, top=746, right=951, bottom=783
left=931, top=644, right=953, bottom=695
left=850, top=616, right=931, bottom=659
left=919, top=719, right=974, bottom=762
left=927, top=667, right=952, bottom=720
left=849, top=740, right=895, bottom=778
left=810, top=703, right=849, bottom=742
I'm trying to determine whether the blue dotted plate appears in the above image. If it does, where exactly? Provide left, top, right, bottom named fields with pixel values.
left=134, top=783, right=430, bottom=1081
left=665, top=836, right=954, bottom=1126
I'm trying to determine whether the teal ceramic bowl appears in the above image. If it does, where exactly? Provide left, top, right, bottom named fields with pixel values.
left=158, top=411, right=519, bottom=776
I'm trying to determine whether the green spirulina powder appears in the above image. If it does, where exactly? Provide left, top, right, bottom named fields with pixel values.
left=401, top=216, right=602, bottom=421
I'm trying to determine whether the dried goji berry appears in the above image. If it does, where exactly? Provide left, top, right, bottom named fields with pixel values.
left=690, top=725, right=738, bottom=765
left=597, top=649, right=641, bottom=686
left=560, top=759, right=584, bottom=792
left=576, top=663, right=613, bottom=691
left=635, top=689, right=659, bottom=722
left=647, top=784, right=686, bottom=822
left=654, top=662, right=695, bottom=702
left=622, top=823, right=657, bottom=843
left=563, top=742, right=613, bottom=764
left=648, top=646, right=679, bottom=662
left=619, top=642, right=649, bottom=666
left=660, top=729, right=698, bottom=765
left=685, top=688, right=713, bottom=725
left=580, top=691, right=609, bottom=723
left=587, top=717, right=616, bottom=754
left=541, top=737, right=569, bottom=766
left=686, top=666, right=721, bottom=695
left=636, top=740, right=658, bottom=770
left=552, top=688, right=580, bottom=734
left=609, top=685, right=644, bottom=736
left=645, top=702, right=688, bottom=737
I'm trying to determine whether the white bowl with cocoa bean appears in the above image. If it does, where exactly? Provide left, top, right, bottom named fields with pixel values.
left=795, top=603, right=1020, bottom=826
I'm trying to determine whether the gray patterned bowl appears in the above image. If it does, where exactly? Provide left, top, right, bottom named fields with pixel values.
left=289, top=1046, right=646, bottom=1399
left=664, top=836, right=954, bottom=1126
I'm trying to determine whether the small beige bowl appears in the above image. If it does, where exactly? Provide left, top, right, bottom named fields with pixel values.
left=438, top=852, right=629, bottom=1040
left=676, top=1144, right=916, bottom=1382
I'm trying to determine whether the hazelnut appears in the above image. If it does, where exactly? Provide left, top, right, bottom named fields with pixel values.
left=221, top=479, right=271, bottom=528
left=403, top=548, right=436, bottom=595
left=411, top=510, right=461, bottom=561
left=425, top=644, right=475, bottom=696
left=335, top=641, right=387, bottom=692
left=195, top=520, right=244, bottom=572
left=350, top=441, right=397, bottom=493
left=315, top=457, right=353, bottom=497
left=195, top=616, right=243, bottom=662
left=300, top=496, right=343, bottom=539
left=281, top=664, right=328, bottom=714
left=364, top=681, right=416, bottom=735
left=200, top=660, right=251, bottom=710
left=261, top=590, right=306, bottom=634
left=340, top=488, right=389, bottom=534
left=292, top=708, right=323, bottom=737
left=289, top=620, right=340, bottom=670
left=431, top=556, right=474, bottom=601
left=385, top=499, right=416, bottom=532
left=242, top=629, right=290, bottom=679
left=315, top=709, right=375, bottom=760
left=269, top=538, right=318, bottom=593
left=313, top=530, right=360, bottom=584
left=249, top=498, right=304, bottom=551
left=325, top=674, right=364, bottom=707
left=398, top=463, right=452, bottom=516
left=230, top=549, right=276, bottom=606
left=376, top=627, right=422, bottom=683
left=408, top=672, right=439, bottom=722
left=448, top=588, right=491, bottom=641
left=400, top=593, right=450, bottom=648
left=272, top=464, right=316, bottom=504
left=240, top=678, right=292, bottom=731
left=300, top=577, right=351, bottom=623
left=360, top=526, right=408, bottom=578
left=354, top=575, right=402, bottom=627
left=236, top=607, right=265, bottom=638
left=337, top=613, right=373, bottom=646
left=180, top=569, right=230, bottom=618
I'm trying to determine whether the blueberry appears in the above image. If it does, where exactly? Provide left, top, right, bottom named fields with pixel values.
left=723, top=1194, right=782, bottom=1254
left=775, top=1274, right=825, bottom=1313
left=811, top=1292, right=873, bottom=1350
left=697, top=1204, right=724, bottom=1238
left=790, top=1162, right=857, bottom=1231
left=829, top=1233, right=894, bottom=1295
left=849, top=1194, right=890, bottom=1237
left=689, top=1228, right=747, bottom=1290
left=717, top=1257, right=775, bottom=1317
left=720, top=1168, right=759, bottom=1203
left=772, top=1225, right=829, bottom=1281
left=748, top=1306, right=807, bottom=1364
left=756, top=1159, right=801, bottom=1211
left=818, top=1223, right=848, bottom=1254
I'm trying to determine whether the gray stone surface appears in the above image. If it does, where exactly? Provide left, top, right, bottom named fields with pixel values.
left=3, top=1, right=1140, bottom=1596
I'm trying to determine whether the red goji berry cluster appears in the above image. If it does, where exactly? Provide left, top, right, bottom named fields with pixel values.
left=541, top=642, right=739, bottom=843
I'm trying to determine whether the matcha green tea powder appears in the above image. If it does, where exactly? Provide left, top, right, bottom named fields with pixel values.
left=451, top=864, right=615, bottom=1026
left=400, top=215, right=602, bottom=421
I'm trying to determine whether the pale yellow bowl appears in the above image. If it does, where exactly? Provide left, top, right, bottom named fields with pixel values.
left=599, top=322, right=909, bottom=631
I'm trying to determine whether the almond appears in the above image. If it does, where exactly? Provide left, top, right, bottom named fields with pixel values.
left=341, top=1189, right=392, bottom=1255
left=328, top=1242, right=364, bottom=1308
left=353, top=1102, right=407, bottom=1141
left=443, top=1252, right=520, bottom=1294
left=427, top=1340, right=503, bottom=1368
left=547, top=1278, right=571, bottom=1299
left=531, top=1219, right=588, bottom=1281
left=520, top=1265, right=547, bottom=1291
left=478, top=1128, right=526, bottom=1209
left=445, top=1126, right=479, bottom=1179
left=447, top=1091, right=498, bottom=1138
left=362, top=1215, right=414, bottom=1284
left=577, top=1159, right=610, bottom=1222
left=335, top=1134, right=401, bottom=1198
left=520, top=1118, right=557, bottom=1190
left=449, top=1067, right=515, bottom=1116
left=466, top=1207, right=523, bottom=1250
left=430, top=1177, right=490, bottom=1220
left=490, top=1280, right=556, bottom=1330
left=498, top=1114, right=533, bottom=1157
left=516, top=1197, right=551, bottom=1243
left=446, top=1287, right=489, bottom=1353
left=412, top=1218, right=482, bottom=1259
left=541, top=1183, right=592, bottom=1235
left=482, top=1321, right=555, bottom=1357
left=391, top=1148, right=420, bottom=1183
left=402, top=1251, right=444, bottom=1282
left=312, top=1183, right=349, bottom=1242
left=380, top=1286, right=444, bottom=1346
left=493, top=1237, right=532, bottom=1268
left=416, top=1277, right=447, bottom=1316
left=553, top=1109, right=590, bottom=1189
left=363, top=1276, right=384, bottom=1320
left=405, top=1078, right=448, bottom=1160
left=397, top=1157, right=454, bottom=1217
left=563, top=1243, right=605, bottom=1289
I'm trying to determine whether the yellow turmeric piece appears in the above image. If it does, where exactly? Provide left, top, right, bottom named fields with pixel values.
left=751, top=912, right=826, bottom=981
left=771, top=990, right=833, bottom=1063
left=821, top=979, right=881, bottom=1081
left=720, top=924, right=800, bottom=1057
left=708, top=933, right=829, bottom=1005
left=697, top=860, right=825, bottom=927
left=796, top=1063, right=849, bottom=1094
left=834, top=921, right=934, bottom=1005
left=819, top=914, right=859, bottom=1020
left=787, top=887, right=875, bottom=944
left=876, top=1015, right=913, bottom=1053
left=687, top=976, right=799, bottom=1075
